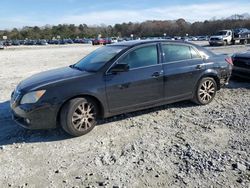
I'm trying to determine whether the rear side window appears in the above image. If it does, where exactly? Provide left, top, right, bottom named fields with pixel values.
left=162, top=44, right=201, bottom=63
left=119, top=45, right=158, bottom=69
left=190, top=47, right=201, bottom=59
left=162, top=44, right=191, bottom=62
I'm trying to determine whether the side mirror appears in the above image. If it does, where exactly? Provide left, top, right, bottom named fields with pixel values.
left=109, top=63, right=129, bottom=73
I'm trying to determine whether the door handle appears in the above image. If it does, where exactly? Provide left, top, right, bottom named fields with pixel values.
left=152, top=71, right=163, bottom=78
left=152, top=72, right=160, bottom=77
left=118, top=83, right=130, bottom=89
left=196, top=64, right=204, bottom=69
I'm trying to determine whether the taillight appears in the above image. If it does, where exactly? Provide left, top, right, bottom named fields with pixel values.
left=225, top=57, right=233, bottom=65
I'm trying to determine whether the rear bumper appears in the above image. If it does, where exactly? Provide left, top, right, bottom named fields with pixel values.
left=11, top=103, right=58, bottom=130
left=218, top=65, right=233, bottom=87
left=219, top=75, right=231, bottom=88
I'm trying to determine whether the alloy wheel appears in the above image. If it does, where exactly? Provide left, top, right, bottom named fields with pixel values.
left=198, top=80, right=216, bottom=103
left=72, top=102, right=96, bottom=131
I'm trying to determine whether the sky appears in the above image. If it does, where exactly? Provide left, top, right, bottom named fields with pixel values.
left=0, top=0, right=250, bottom=29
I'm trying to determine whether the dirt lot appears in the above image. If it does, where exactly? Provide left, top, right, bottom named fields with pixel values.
left=0, top=43, right=249, bottom=187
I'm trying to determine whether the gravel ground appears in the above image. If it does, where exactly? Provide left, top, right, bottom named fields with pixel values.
left=0, top=43, right=249, bottom=188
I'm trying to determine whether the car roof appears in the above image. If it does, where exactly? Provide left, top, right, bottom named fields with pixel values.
left=110, top=39, right=194, bottom=47
left=109, top=39, right=216, bottom=57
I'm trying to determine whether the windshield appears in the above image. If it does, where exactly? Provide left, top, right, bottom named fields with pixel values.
left=73, top=45, right=126, bottom=72
left=216, top=31, right=227, bottom=36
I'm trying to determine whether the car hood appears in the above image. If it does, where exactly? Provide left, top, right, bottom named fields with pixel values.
left=210, top=35, right=224, bottom=39
left=17, top=66, right=92, bottom=92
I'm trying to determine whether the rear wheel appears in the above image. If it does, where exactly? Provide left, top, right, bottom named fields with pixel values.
left=193, top=77, right=217, bottom=105
left=244, top=39, right=248, bottom=45
left=60, top=98, right=98, bottom=136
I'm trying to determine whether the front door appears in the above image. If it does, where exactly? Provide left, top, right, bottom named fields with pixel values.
left=105, top=44, right=164, bottom=113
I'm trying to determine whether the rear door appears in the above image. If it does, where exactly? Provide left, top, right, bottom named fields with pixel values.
left=105, top=44, right=164, bottom=113
left=161, top=43, right=205, bottom=101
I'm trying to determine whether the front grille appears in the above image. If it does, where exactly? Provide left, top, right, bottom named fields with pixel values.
left=210, top=38, right=222, bottom=41
left=10, top=89, right=22, bottom=108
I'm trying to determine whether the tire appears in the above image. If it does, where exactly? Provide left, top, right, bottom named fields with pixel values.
left=223, top=40, right=228, bottom=46
left=244, top=39, right=248, bottom=45
left=193, top=77, right=217, bottom=105
left=60, top=97, right=99, bottom=136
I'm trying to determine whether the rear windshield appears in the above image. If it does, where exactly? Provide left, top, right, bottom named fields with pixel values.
left=196, top=45, right=215, bottom=57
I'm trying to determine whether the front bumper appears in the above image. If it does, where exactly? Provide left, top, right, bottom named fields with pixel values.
left=209, top=41, right=224, bottom=45
left=11, top=102, right=58, bottom=130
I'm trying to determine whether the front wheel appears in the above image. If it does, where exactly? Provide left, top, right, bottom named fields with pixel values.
left=193, top=77, right=217, bottom=105
left=60, top=98, right=98, bottom=136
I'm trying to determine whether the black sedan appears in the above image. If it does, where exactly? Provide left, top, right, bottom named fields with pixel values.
left=232, top=52, right=250, bottom=80
left=11, top=40, right=232, bottom=136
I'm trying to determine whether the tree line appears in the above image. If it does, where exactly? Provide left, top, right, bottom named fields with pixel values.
left=1, top=18, right=250, bottom=40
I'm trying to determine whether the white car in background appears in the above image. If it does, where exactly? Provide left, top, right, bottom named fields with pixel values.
left=111, top=37, right=118, bottom=43
left=0, top=42, right=4, bottom=50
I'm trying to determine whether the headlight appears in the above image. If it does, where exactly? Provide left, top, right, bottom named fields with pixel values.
left=20, top=90, right=46, bottom=104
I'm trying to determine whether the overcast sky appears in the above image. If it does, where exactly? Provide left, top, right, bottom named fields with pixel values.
left=0, top=0, right=249, bottom=29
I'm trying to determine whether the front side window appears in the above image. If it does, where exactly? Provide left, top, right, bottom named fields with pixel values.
left=118, top=45, right=158, bottom=69
left=162, top=44, right=191, bottom=63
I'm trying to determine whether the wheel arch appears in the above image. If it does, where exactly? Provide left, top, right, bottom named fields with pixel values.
left=195, top=71, right=221, bottom=92
left=56, top=94, right=105, bottom=126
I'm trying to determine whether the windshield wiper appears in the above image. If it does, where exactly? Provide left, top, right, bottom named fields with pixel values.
left=69, top=64, right=83, bottom=71
left=70, top=64, right=97, bottom=73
